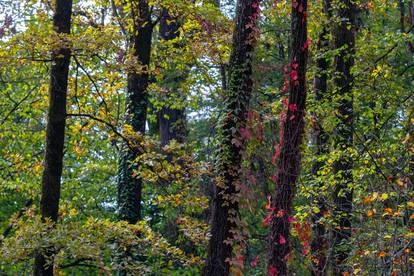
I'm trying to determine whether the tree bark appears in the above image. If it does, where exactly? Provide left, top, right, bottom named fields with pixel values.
left=311, top=1, right=330, bottom=275
left=268, top=0, right=308, bottom=275
left=117, top=0, right=153, bottom=224
left=202, top=0, right=259, bottom=275
left=331, top=0, right=356, bottom=274
left=158, top=8, right=187, bottom=148
left=33, top=0, right=73, bottom=275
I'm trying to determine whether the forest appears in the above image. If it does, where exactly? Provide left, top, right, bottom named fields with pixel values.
left=0, top=0, right=413, bottom=275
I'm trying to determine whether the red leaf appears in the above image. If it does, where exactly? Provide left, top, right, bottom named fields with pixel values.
left=290, top=70, right=298, bottom=81
left=250, top=255, right=259, bottom=267
left=262, top=213, right=271, bottom=228
left=271, top=175, right=277, bottom=183
left=279, top=234, right=286, bottom=245
left=269, top=265, right=277, bottom=276
left=272, top=153, right=277, bottom=165
left=289, top=103, right=297, bottom=112
left=266, top=195, right=272, bottom=210
left=240, top=127, right=251, bottom=140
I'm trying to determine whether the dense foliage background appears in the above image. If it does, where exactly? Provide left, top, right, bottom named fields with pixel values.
left=0, top=0, right=413, bottom=275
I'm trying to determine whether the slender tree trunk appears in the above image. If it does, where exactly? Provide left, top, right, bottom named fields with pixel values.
left=400, top=0, right=414, bottom=52
left=158, top=8, right=187, bottom=147
left=311, top=1, right=330, bottom=275
left=331, top=0, right=356, bottom=274
left=117, top=0, right=153, bottom=224
left=401, top=0, right=406, bottom=33
left=268, top=1, right=308, bottom=275
left=33, top=1, right=73, bottom=275
left=202, top=0, right=260, bottom=275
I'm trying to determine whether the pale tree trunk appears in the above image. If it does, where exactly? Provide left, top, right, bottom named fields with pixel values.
left=203, top=0, right=260, bottom=275
left=33, top=0, right=73, bottom=275
left=268, top=0, right=308, bottom=275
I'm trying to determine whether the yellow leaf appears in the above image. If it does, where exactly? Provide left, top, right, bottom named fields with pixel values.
left=69, top=208, right=77, bottom=216
left=363, top=196, right=373, bottom=204
left=396, top=179, right=405, bottom=187
left=380, top=193, right=388, bottom=201
left=367, top=210, right=375, bottom=218
left=408, top=202, right=414, bottom=208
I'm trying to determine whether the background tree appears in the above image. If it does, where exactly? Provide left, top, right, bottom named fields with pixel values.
left=330, top=0, right=356, bottom=273
left=117, top=0, right=154, bottom=224
left=33, top=0, right=73, bottom=274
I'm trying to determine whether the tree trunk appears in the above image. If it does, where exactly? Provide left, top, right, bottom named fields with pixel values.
left=331, top=0, right=356, bottom=274
left=158, top=8, right=187, bottom=148
left=117, top=0, right=153, bottom=225
left=33, top=0, right=73, bottom=275
left=311, top=1, right=330, bottom=275
left=202, top=0, right=259, bottom=275
left=268, top=1, right=308, bottom=275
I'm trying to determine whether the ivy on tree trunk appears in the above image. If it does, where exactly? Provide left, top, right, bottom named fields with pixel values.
left=117, top=0, right=153, bottom=225
left=268, top=0, right=308, bottom=275
left=203, top=0, right=259, bottom=275
left=331, top=0, right=356, bottom=274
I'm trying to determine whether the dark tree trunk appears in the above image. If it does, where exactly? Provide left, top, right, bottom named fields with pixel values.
left=268, top=1, right=308, bottom=275
left=117, top=0, right=153, bottom=224
left=158, top=8, right=187, bottom=148
left=311, top=1, right=330, bottom=275
left=33, top=0, right=73, bottom=275
left=331, top=0, right=356, bottom=274
left=400, top=0, right=406, bottom=33
left=400, top=0, right=414, bottom=52
left=202, top=0, right=259, bottom=275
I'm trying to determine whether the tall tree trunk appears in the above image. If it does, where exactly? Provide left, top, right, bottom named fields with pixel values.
left=202, top=0, right=259, bottom=275
left=311, top=1, right=330, bottom=275
left=117, top=0, right=153, bottom=224
left=33, top=0, right=73, bottom=275
left=331, top=0, right=356, bottom=274
left=158, top=8, right=187, bottom=147
left=268, top=1, right=308, bottom=275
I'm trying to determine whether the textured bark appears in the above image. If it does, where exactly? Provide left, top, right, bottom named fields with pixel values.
left=310, top=1, right=330, bottom=275
left=33, top=0, right=73, bottom=275
left=117, top=0, right=153, bottom=224
left=202, top=1, right=259, bottom=275
left=268, top=1, right=308, bottom=275
left=158, top=8, right=187, bottom=148
left=331, top=0, right=356, bottom=274
left=400, top=0, right=414, bottom=52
